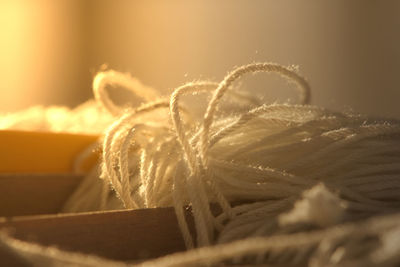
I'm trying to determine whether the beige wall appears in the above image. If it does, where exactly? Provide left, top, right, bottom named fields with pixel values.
left=0, top=1, right=399, bottom=118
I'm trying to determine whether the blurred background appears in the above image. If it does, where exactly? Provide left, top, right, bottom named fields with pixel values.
left=0, top=0, right=399, bottom=117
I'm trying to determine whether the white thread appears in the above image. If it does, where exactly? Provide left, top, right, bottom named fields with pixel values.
left=4, top=62, right=400, bottom=266
left=90, top=62, right=400, bottom=265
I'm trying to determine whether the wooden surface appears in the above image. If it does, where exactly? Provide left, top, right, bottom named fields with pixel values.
left=0, top=208, right=191, bottom=262
left=0, top=130, right=99, bottom=173
left=0, top=174, right=83, bottom=217
left=0, top=173, right=193, bottom=264
left=0, top=131, right=194, bottom=264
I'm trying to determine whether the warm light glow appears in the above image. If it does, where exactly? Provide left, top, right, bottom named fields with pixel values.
left=0, top=1, right=85, bottom=112
left=0, top=1, right=33, bottom=111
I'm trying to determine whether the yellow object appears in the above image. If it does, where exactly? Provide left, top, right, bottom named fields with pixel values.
left=0, top=130, right=99, bottom=173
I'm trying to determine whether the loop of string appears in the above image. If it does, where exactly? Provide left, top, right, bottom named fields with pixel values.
left=93, top=70, right=159, bottom=116
left=200, top=63, right=311, bottom=166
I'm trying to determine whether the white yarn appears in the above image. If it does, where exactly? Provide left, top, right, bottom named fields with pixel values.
left=4, top=62, right=400, bottom=266
left=93, top=70, right=159, bottom=116
left=62, top=62, right=399, bottom=266
left=95, top=63, right=312, bottom=245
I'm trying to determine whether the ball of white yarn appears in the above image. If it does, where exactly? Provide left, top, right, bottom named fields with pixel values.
left=61, top=62, right=400, bottom=266
left=89, top=63, right=400, bottom=249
